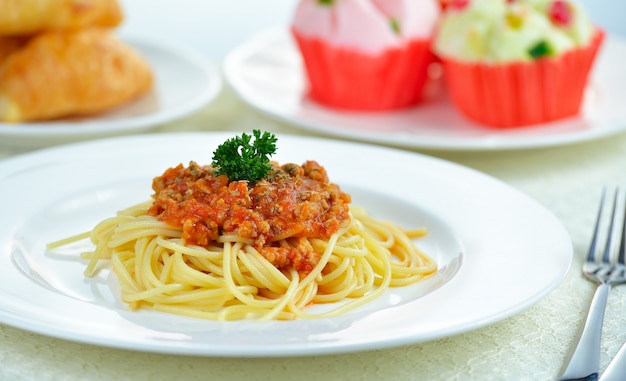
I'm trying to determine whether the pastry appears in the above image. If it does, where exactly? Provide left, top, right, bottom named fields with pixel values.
left=433, top=0, right=603, bottom=127
left=291, top=0, right=440, bottom=111
left=0, top=35, right=29, bottom=62
left=0, top=0, right=123, bottom=35
left=0, top=28, right=153, bottom=122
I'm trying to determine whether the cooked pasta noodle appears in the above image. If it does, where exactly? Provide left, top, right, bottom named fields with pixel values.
left=49, top=203, right=436, bottom=321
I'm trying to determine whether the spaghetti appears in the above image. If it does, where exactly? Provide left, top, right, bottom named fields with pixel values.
left=49, top=157, right=437, bottom=321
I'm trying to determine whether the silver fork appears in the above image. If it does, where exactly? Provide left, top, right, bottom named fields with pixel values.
left=559, top=188, right=626, bottom=381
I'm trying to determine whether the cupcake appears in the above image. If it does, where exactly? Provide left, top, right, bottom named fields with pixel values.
left=291, top=0, right=440, bottom=111
left=433, top=0, right=604, bottom=127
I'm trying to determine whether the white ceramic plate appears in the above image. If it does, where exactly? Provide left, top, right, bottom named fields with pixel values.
left=224, top=28, right=626, bottom=151
left=0, top=34, right=222, bottom=149
left=0, top=132, right=572, bottom=356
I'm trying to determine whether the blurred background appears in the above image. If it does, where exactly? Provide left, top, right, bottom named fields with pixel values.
left=118, top=0, right=626, bottom=61
left=118, top=0, right=293, bottom=60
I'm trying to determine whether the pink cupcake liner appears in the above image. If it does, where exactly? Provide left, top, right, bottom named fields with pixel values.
left=441, top=30, right=604, bottom=128
left=292, top=28, right=437, bottom=111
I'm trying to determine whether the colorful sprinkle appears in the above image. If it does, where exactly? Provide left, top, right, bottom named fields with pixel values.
left=549, top=0, right=572, bottom=26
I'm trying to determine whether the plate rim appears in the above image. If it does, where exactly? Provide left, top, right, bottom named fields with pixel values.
left=0, top=132, right=573, bottom=356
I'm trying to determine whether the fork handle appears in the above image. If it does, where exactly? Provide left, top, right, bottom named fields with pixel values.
left=559, top=283, right=611, bottom=380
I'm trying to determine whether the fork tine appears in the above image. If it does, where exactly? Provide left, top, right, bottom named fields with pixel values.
left=587, top=187, right=607, bottom=263
left=602, top=188, right=620, bottom=263
left=559, top=187, right=626, bottom=380
left=619, top=188, right=626, bottom=266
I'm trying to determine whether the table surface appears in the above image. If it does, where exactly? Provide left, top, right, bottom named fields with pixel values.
left=3, top=2, right=626, bottom=380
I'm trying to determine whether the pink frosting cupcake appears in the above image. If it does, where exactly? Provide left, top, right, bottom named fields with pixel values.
left=291, top=0, right=440, bottom=111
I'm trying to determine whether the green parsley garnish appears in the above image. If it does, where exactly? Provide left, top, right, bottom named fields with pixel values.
left=528, top=40, right=553, bottom=59
left=211, top=130, right=278, bottom=182
left=318, top=0, right=334, bottom=5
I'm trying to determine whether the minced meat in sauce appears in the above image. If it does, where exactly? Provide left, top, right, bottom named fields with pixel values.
left=147, top=160, right=351, bottom=273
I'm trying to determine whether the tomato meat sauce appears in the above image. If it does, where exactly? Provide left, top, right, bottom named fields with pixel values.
left=147, top=160, right=352, bottom=273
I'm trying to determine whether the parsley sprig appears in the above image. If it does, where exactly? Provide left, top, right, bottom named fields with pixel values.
left=211, top=130, right=278, bottom=182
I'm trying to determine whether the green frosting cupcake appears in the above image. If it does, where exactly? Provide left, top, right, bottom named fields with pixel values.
left=434, top=0, right=596, bottom=63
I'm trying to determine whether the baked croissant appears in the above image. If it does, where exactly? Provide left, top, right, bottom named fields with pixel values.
left=0, top=0, right=123, bottom=35
left=0, top=28, right=153, bottom=122
left=0, top=35, right=28, bottom=62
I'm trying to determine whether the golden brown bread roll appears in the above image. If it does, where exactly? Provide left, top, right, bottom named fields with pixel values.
left=0, top=0, right=123, bottom=35
left=0, top=28, right=153, bottom=122
left=0, top=35, right=29, bottom=62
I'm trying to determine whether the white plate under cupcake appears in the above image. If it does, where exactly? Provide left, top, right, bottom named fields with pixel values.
left=224, top=27, right=626, bottom=151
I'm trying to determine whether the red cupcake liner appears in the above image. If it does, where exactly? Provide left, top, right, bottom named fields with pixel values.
left=441, top=30, right=604, bottom=128
left=291, top=28, right=436, bottom=111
